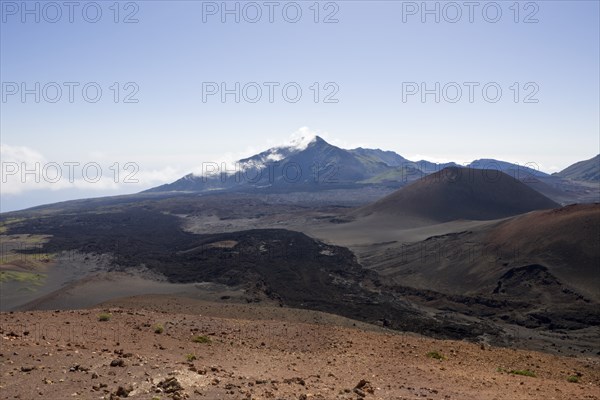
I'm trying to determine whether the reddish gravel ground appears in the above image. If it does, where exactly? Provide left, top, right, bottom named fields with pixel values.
left=1, top=297, right=599, bottom=400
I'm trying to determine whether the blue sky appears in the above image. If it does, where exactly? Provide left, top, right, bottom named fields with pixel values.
left=1, top=0, right=599, bottom=211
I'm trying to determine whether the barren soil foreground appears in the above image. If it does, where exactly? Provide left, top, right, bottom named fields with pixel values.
left=1, top=297, right=599, bottom=400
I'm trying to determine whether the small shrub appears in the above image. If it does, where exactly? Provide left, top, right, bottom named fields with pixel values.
left=192, top=335, right=211, bottom=344
left=567, top=375, right=580, bottom=383
left=154, top=324, right=164, bottom=334
left=98, top=313, right=111, bottom=322
left=186, top=353, right=197, bottom=362
left=426, top=351, right=444, bottom=360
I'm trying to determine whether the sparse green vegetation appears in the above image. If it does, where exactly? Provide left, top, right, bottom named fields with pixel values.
left=426, top=351, right=445, bottom=360
left=192, top=335, right=211, bottom=344
left=0, top=218, right=27, bottom=233
left=567, top=375, right=580, bottom=383
left=0, top=234, right=54, bottom=270
left=186, top=353, right=196, bottom=362
left=0, top=271, right=46, bottom=286
left=98, top=313, right=112, bottom=322
left=0, top=252, right=53, bottom=267
left=154, top=324, right=164, bottom=334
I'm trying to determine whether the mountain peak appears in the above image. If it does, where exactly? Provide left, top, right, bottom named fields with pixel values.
left=274, top=133, right=318, bottom=152
left=555, top=154, right=600, bottom=182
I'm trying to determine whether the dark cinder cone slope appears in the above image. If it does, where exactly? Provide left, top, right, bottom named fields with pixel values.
left=356, top=167, right=559, bottom=222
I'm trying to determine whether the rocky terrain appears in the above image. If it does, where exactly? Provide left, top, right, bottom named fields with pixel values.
left=1, top=297, right=599, bottom=400
left=1, top=163, right=599, bottom=399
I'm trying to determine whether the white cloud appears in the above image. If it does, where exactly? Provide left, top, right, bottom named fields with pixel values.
left=189, top=127, right=325, bottom=177
left=0, top=143, right=185, bottom=195
left=283, top=126, right=318, bottom=151
left=136, top=165, right=183, bottom=184
left=1, top=143, right=46, bottom=165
